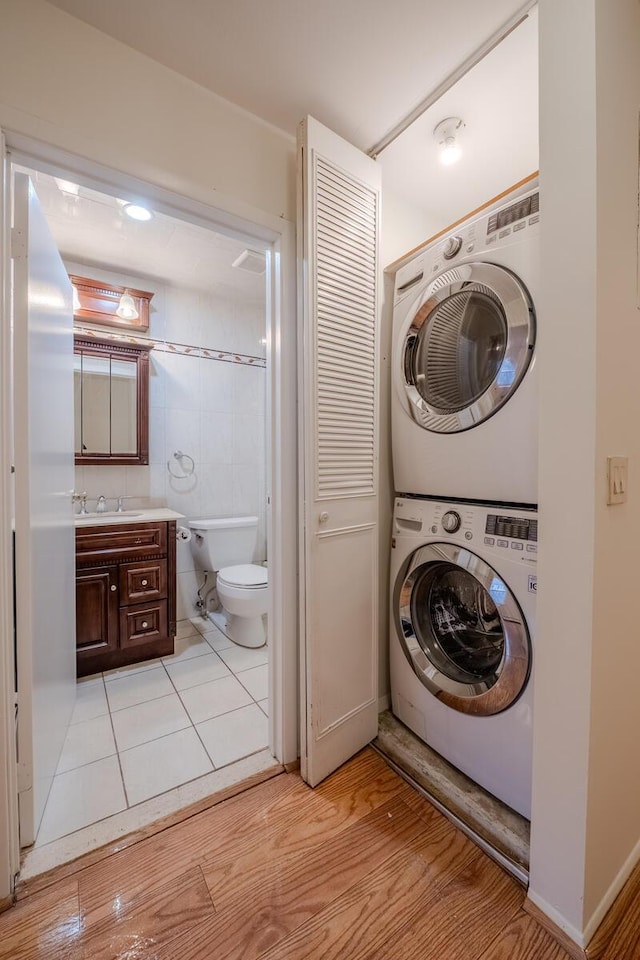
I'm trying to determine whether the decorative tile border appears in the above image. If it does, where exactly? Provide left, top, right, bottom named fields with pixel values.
left=73, top=325, right=266, bottom=368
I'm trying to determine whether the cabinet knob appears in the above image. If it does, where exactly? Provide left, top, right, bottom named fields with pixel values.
left=141, top=621, right=149, bottom=629
left=110, top=585, right=117, bottom=592
left=141, top=579, right=148, bottom=586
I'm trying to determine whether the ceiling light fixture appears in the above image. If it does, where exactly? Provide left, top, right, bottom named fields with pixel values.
left=433, top=117, right=465, bottom=166
left=122, top=202, right=154, bottom=222
left=115, top=290, right=139, bottom=321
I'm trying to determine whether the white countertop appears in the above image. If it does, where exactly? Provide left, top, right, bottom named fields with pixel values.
left=74, top=508, right=185, bottom=527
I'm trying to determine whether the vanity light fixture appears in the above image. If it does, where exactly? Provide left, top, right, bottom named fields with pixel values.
left=122, top=202, right=154, bottom=222
left=54, top=177, right=80, bottom=196
left=115, top=290, right=139, bottom=321
left=433, top=117, right=465, bottom=166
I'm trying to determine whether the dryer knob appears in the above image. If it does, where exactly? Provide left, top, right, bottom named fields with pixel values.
left=442, top=510, right=462, bottom=533
left=442, top=236, right=463, bottom=260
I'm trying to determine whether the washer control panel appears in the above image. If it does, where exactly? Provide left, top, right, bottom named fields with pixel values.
left=394, top=497, right=538, bottom=559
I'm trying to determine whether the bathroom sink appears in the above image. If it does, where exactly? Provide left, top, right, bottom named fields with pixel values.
left=75, top=510, right=143, bottom=520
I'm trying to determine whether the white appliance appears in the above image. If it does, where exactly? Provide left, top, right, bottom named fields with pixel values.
left=390, top=496, right=537, bottom=818
left=391, top=185, right=539, bottom=505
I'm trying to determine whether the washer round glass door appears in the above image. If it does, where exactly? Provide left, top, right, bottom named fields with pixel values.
left=395, top=542, right=531, bottom=715
left=402, top=261, right=534, bottom=433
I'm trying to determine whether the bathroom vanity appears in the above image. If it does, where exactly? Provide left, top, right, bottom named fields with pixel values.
left=74, top=509, right=183, bottom=677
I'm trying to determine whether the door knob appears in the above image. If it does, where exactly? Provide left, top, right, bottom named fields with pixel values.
left=319, top=511, right=329, bottom=524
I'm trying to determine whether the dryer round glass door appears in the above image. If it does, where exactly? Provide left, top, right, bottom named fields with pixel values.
left=395, top=542, right=531, bottom=715
left=402, top=262, right=534, bottom=433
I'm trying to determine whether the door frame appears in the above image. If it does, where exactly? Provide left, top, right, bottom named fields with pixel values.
left=0, top=132, right=298, bottom=893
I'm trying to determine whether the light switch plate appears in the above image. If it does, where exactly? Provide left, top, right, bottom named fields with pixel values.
left=607, top=456, right=628, bottom=505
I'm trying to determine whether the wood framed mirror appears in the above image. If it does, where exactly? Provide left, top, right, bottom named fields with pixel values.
left=74, top=336, right=151, bottom=465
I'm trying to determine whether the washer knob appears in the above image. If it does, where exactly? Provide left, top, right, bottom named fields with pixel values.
left=442, top=236, right=463, bottom=260
left=442, top=510, right=461, bottom=533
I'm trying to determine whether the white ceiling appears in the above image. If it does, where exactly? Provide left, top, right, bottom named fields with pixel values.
left=48, top=0, right=532, bottom=147
left=46, top=0, right=538, bottom=231
left=378, top=8, right=538, bottom=227
left=19, top=167, right=266, bottom=299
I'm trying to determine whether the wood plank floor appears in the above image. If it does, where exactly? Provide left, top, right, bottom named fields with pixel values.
left=0, top=748, right=611, bottom=960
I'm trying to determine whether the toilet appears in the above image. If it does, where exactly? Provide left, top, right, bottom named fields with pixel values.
left=188, top=516, right=268, bottom=648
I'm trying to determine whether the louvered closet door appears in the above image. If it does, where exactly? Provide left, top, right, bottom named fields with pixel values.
left=298, top=116, right=381, bottom=786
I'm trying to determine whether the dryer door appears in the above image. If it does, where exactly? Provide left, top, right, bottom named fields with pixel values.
left=395, top=542, right=530, bottom=715
left=402, top=262, right=534, bottom=433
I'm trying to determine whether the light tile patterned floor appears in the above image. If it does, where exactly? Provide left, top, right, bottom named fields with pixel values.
left=36, top=619, right=269, bottom=847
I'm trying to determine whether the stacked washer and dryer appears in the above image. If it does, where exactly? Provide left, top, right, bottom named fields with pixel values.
left=389, top=184, right=539, bottom=819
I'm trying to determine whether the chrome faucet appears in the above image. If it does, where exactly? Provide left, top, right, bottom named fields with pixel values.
left=72, top=491, right=89, bottom=515
left=96, top=495, right=108, bottom=514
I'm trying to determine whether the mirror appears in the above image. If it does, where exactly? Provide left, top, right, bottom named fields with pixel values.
left=74, top=336, right=150, bottom=465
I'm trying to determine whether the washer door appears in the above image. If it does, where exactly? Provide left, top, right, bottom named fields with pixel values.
left=402, top=262, right=534, bottom=433
left=395, top=542, right=531, bottom=715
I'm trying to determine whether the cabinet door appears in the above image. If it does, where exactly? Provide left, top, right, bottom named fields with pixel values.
left=76, top=565, right=119, bottom=662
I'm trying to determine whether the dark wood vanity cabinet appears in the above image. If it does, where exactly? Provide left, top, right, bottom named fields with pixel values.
left=76, top=520, right=176, bottom=676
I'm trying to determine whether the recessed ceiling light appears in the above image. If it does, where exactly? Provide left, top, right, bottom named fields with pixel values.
left=123, top=202, right=154, bottom=222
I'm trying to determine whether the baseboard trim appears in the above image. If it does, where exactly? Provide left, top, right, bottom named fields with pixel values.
left=585, top=850, right=640, bottom=959
left=284, top=759, right=300, bottom=773
left=523, top=898, right=586, bottom=959
left=377, top=694, right=390, bottom=713
left=0, top=894, right=13, bottom=915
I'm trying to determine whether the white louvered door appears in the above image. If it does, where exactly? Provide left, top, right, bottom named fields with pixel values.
left=298, top=116, right=381, bottom=786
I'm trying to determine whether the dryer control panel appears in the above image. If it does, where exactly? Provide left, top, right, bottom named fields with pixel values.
left=392, top=185, right=540, bottom=306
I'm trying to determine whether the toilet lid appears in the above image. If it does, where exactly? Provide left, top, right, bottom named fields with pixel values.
left=218, top=564, right=268, bottom=588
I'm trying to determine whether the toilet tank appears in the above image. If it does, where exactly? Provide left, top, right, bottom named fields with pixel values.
left=188, top=516, right=259, bottom=570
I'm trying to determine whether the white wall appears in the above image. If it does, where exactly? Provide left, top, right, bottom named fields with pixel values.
left=68, top=260, right=267, bottom=622
left=530, top=0, right=640, bottom=944
left=0, top=0, right=296, bottom=224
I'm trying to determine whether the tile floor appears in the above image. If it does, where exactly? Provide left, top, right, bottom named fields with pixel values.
left=36, top=617, right=269, bottom=847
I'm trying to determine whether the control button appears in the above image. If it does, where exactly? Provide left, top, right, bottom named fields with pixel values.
left=442, top=235, right=463, bottom=260
left=529, top=215, right=540, bottom=225
left=464, top=531, right=473, bottom=540
left=433, top=263, right=440, bottom=272
left=497, top=539, right=509, bottom=548
left=466, top=243, right=475, bottom=253
left=511, top=542, right=524, bottom=551
left=486, top=234, right=497, bottom=244
left=484, top=536, right=495, bottom=545
left=514, top=222, right=526, bottom=233
left=499, top=227, right=511, bottom=238
left=441, top=510, right=462, bottom=533
left=526, top=544, right=537, bottom=553
left=431, top=525, right=437, bottom=534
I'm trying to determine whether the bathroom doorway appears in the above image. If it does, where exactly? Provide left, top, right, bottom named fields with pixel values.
left=4, top=147, right=297, bottom=880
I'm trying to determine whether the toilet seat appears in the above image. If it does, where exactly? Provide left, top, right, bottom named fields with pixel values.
left=217, top=563, right=268, bottom=589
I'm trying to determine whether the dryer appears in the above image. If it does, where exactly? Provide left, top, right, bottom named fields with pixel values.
left=390, top=496, right=537, bottom=818
left=392, top=185, right=539, bottom=504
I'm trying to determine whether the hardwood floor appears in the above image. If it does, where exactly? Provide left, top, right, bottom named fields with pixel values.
left=0, top=748, right=604, bottom=960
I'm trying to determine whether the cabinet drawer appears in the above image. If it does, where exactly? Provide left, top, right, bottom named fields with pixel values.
left=120, top=600, right=168, bottom=649
left=119, top=561, right=167, bottom=605
left=76, top=522, right=167, bottom=564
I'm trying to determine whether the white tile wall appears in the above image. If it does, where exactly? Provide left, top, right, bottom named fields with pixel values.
left=68, top=260, right=267, bottom=621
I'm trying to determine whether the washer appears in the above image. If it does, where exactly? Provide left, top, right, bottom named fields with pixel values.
left=392, top=184, right=539, bottom=504
left=390, top=496, right=537, bottom=818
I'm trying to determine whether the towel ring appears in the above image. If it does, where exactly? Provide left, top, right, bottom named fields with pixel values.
left=167, top=450, right=195, bottom=478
